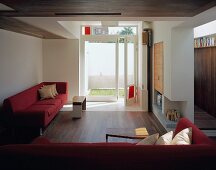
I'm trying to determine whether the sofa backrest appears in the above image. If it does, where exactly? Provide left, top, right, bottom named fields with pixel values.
left=0, top=144, right=216, bottom=170
left=174, top=118, right=214, bottom=144
left=3, top=83, right=43, bottom=113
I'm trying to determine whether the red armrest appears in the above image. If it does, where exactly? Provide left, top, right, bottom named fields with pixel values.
left=174, top=118, right=214, bottom=144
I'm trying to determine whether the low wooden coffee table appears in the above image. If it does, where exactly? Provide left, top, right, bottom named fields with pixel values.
left=106, top=127, right=149, bottom=142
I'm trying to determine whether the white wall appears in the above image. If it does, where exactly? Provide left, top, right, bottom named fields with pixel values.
left=171, top=28, right=194, bottom=100
left=171, top=27, right=194, bottom=121
left=42, top=39, right=79, bottom=102
left=0, top=29, right=43, bottom=105
left=153, top=21, right=182, bottom=99
left=152, top=21, right=194, bottom=121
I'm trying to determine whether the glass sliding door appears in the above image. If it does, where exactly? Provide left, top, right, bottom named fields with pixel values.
left=118, top=37, right=125, bottom=100
left=125, top=37, right=137, bottom=105
left=85, top=40, right=117, bottom=101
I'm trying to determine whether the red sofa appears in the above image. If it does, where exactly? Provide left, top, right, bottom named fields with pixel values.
left=0, top=118, right=215, bottom=170
left=2, top=82, right=68, bottom=130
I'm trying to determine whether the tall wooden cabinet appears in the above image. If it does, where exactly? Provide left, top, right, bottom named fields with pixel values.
left=154, top=42, right=164, bottom=94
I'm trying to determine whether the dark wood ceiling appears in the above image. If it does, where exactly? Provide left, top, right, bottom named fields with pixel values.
left=0, top=0, right=215, bottom=39
left=1, top=0, right=216, bottom=17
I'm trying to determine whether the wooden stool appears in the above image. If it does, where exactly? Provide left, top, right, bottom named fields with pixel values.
left=72, top=96, right=86, bottom=118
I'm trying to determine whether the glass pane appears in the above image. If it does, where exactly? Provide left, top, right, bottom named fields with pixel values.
left=109, top=27, right=136, bottom=35
left=85, top=42, right=116, bottom=97
left=89, top=26, right=137, bottom=35
left=119, top=39, right=125, bottom=98
left=92, top=26, right=108, bottom=35
left=127, top=42, right=134, bottom=86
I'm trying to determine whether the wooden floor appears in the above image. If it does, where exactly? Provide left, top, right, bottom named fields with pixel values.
left=43, top=111, right=166, bottom=143
left=194, top=105, right=216, bottom=130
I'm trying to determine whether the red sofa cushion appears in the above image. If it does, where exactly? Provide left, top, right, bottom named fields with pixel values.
left=14, top=104, right=61, bottom=127
left=55, top=94, right=67, bottom=104
left=22, top=104, right=57, bottom=116
left=34, top=98, right=61, bottom=106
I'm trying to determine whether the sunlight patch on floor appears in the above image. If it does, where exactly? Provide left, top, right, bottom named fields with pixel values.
left=61, top=100, right=144, bottom=111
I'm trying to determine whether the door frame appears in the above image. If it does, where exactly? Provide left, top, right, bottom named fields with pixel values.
left=80, top=31, right=138, bottom=103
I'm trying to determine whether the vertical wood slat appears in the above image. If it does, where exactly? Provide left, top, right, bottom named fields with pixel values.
left=194, top=47, right=216, bottom=118
left=212, top=48, right=216, bottom=116
left=154, top=42, right=164, bottom=94
left=142, top=32, right=148, bottom=45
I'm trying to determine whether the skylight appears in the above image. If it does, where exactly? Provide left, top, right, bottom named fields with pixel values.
left=194, top=20, right=216, bottom=38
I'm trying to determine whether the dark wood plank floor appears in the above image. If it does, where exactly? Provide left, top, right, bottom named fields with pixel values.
left=194, top=105, right=216, bottom=130
left=43, top=111, right=166, bottom=143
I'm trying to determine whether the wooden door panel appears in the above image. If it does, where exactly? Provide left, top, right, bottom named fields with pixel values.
left=194, top=47, right=216, bottom=118
left=154, top=42, right=163, bottom=94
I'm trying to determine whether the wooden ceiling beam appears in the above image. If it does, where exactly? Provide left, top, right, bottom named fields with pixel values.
left=0, top=17, right=65, bottom=39
left=0, top=0, right=216, bottom=17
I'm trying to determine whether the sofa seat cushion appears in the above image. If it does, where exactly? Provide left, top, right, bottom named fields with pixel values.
left=34, top=99, right=61, bottom=106
left=31, top=137, right=51, bottom=144
left=21, top=105, right=57, bottom=117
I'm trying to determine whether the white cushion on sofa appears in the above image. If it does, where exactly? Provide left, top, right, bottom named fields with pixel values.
left=155, top=131, right=173, bottom=145
left=171, top=127, right=192, bottom=145
left=38, top=87, right=55, bottom=100
left=42, top=84, right=58, bottom=97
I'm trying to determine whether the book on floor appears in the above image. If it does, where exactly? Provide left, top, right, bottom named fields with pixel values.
left=135, top=128, right=149, bottom=136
